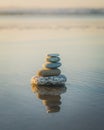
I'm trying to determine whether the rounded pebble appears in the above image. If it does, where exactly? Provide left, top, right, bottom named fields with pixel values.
left=46, top=56, right=60, bottom=63
left=43, top=62, right=62, bottom=69
left=47, top=54, right=59, bottom=57
left=37, top=69, right=61, bottom=77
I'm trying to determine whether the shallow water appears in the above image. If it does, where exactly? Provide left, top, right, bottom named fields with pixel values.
left=0, top=15, right=104, bottom=130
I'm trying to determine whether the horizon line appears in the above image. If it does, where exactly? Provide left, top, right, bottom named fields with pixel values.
left=0, top=7, right=104, bottom=10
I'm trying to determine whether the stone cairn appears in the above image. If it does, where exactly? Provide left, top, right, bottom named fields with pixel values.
left=31, top=54, right=67, bottom=86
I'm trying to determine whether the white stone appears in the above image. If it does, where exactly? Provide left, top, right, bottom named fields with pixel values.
left=31, top=75, right=67, bottom=86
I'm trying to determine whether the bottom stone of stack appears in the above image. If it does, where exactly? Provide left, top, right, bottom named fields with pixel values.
left=31, top=75, right=67, bottom=86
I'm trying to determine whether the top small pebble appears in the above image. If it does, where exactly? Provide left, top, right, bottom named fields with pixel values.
left=47, top=54, right=59, bottom=57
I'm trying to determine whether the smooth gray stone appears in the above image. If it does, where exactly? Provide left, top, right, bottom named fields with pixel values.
left=37, top=69, right=61, bottom=77
left=43, top=62, right=62, bottom=69
left=47, top=54, right=59, bottom=57
left=46, top=56, right=60, bottom=63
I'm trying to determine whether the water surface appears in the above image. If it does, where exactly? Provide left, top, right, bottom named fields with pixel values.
left=0, top=15, right=104, bottom=130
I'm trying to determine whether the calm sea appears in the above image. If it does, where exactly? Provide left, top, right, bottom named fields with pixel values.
left=0, top=14, right=104, bottom=130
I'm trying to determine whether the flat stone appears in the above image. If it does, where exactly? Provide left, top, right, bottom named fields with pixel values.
left=46, top=56, right=60, bottom=63
left=37, top=69, right=61, bottom=77
left=31, top=75, right=67, bottom=86
left=43, top=62, right=62, bottom=69
left=47, top=54, right=59, bottom=57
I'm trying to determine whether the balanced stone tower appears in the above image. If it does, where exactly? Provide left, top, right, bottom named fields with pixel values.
left=31, top=54, right=67, bottom=86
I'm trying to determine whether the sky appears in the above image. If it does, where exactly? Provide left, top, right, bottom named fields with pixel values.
left=0, top=0, right=104, bottom=9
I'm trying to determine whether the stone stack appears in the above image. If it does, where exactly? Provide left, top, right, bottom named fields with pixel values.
left=38, top=54, right=61, bottom=76
left=31, top=54, right=67, bottom=86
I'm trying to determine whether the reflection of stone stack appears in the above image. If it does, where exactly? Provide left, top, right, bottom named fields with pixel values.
left=31, top=54, right=67, bottom=86
left=42, top=95, right=61, bottom=113
left=31, top=84, right=67, bottom=113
